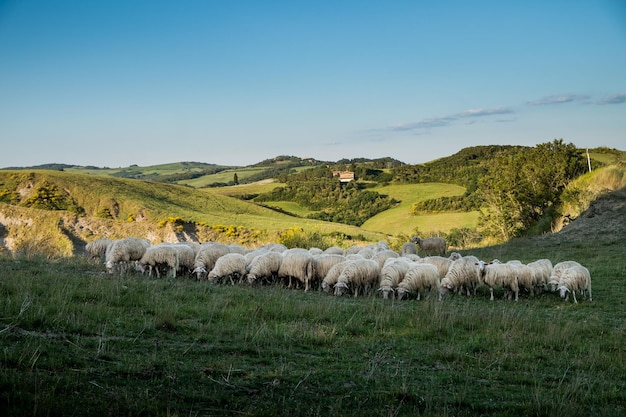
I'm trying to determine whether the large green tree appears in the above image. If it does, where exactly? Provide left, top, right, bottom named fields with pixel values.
left=477, top=139, right=586, bottom=240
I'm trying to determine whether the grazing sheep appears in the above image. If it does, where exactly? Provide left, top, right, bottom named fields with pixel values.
left=135, top=244, right=179, bottom=278
left=344, top=245, right=363, bottom=255
left=401, top=242, right=418, bottom=256
left=246, top=251, right=283, bottom=285
left=208, top=253, right=247, bottom=285
left=511, top=263, right=535, bottom=297
left=476, top=261, right=520, bottom=301
left=357, top=247, right=376, bottom=259
left=401, top=254, right=421, bottom=262
left=411, top=236, right=447, bottom=256
left=377, top=258, right=412, bottom=300
left=334, top=258, right=380, bottom=297
left=228, top=244, right=247, bottom=255
left=548, top=261, right=582, bottom=291
left=172, top=243, right=196, bottom=276
left=323, top=246, right=345, bottom=255
left=418, top=256, right=453, bottom=278
left=309, top=247, right=324, bottom=256
left=244, top=248, right=269, bottom=266
left=192, top=243, right=230, bottom=279
left=371, top=249, right=399, bottom=268
left=396, top=264, right=440, bottom=300
left=105, top=237, right=150, bottom=274
left=262, top=243, right=288, bottom=253
left=277, top=248, right=315, bottom=291
left=527, top=259, right=553, bottom=293
left=448, top=252, right=462, bottom=261
left=85, top=237, right=112, bottom=262
left=438, top=256, right=480, bottom=300
left=557, top=265, right=592, bottom=303
left=313, top=254, right=346, bottom=286
left=321, top=260, right=352, bottom=293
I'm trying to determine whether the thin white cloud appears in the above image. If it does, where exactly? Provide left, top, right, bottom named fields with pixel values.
left=388, top=107, right=514, bottom=132
left=597, top=93, right=626, bottom=105
left=454, top=107, right=514, bottom=118
left=526, top=94, right=590, bottom=106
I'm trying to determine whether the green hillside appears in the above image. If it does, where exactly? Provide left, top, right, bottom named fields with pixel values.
left=361, top=183, right=479, bottom=235
left=1, top=144, right=624, bottom=258
left=0, top=170, right=384, bottom=256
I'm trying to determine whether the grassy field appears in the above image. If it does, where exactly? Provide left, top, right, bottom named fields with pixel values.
left=1, top=186, right=624, bottom=417
left=208, top=180, right=285, bottom=197
left=362, top=183, right=479, bottom=235
left=179, top=167, right=269, bottom=187
left=178, top=164, right=321, bottom=188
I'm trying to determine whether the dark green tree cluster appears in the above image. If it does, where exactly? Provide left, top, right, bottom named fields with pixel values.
left=477, top=139, right=587, bottom=240
left=411, top=192, right=481, bottom=214
left=391, top=145, right=523, bottom=186
left=255, top=178, right=397, bottom=226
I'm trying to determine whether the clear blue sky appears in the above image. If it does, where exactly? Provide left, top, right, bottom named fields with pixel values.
left=1, top=0, right=625, bottom=168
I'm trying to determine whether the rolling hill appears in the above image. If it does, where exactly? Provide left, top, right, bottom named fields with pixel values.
left=0, top=146, right=623, bottom=258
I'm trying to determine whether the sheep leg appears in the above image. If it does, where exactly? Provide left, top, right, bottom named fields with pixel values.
left=489, top=288, right=494, bottom=301
left=572, top=291, right=578, bottom=304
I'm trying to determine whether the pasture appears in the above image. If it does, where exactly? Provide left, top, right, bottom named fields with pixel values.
left=362, top=183, right=480, bottom=235
left=1, top=227, right=624, bottom=416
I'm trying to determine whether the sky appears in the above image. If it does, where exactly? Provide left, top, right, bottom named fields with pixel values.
left=1, top=0, right=625, bottom=168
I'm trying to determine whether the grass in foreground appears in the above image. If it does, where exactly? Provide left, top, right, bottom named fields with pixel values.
left=0, top=239, right=624, bottom=417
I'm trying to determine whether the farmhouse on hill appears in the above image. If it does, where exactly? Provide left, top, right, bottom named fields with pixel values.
left=333, top=170, right=355, bottom=183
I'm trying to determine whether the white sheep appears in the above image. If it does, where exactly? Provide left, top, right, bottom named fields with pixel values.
left=208, top=253, right=247, bottom=285
left=277, top=248, right=315, bottom=291
left=334, top=258, right=380, bottom=297
left=511, top=263, right=535, bottom=297
left=228, top=244, right=247, bottom=255
left=323, top=246, right=345, bottom=255
left=321, top=260, right=352, bottom=293
left=244, top=248, right=269, bottom=267
left=261, top=243, right=288, bottom=253
left=396, top=263, right=440, bottom=300
left=557, top=265, right=592, bottom=303
left=438, top=255, right=480, bottom=300
left=192, top=242, right=230, bottom=279
left=344, top=245, right=363, bottom=255
left=246, top=251, right=283, bottom=285
left=85, top=237, right=112, bottom=262
left=312, top=254, right=346, bottom=287
left=448, top=252, right=462, bottom=261
left=377, top=258, right=412, bottom=300
left=172, top=243, right=196, bottom=276
left=526, top=259, right=553, bottom=293
left=401, top=242, right=418, bottom=256
left=135, top=244, right=179, bottom=278
left=401, top=254, right=421, bottom=262
left=105, top=237, right=150, bottom=274
left=357, top=247, right=376, bottom=259
left=411, top=236, right=447, bottom=256
left=371, top=249, right=399, bottom=268
left=476, top=260, right=520, bottom=301
left=548, top=261, right=582, bottom=291
left=418, top=256, right=452, bottom=278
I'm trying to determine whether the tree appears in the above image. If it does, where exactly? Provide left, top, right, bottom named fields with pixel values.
left=477, top=139, right=586, bottom=241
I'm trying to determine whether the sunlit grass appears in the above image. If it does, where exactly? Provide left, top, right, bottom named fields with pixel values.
left=361, top=183, right=479, bottom=234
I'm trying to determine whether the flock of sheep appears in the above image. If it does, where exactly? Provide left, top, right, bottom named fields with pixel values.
left=85, top=235, right=592, bottom=303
